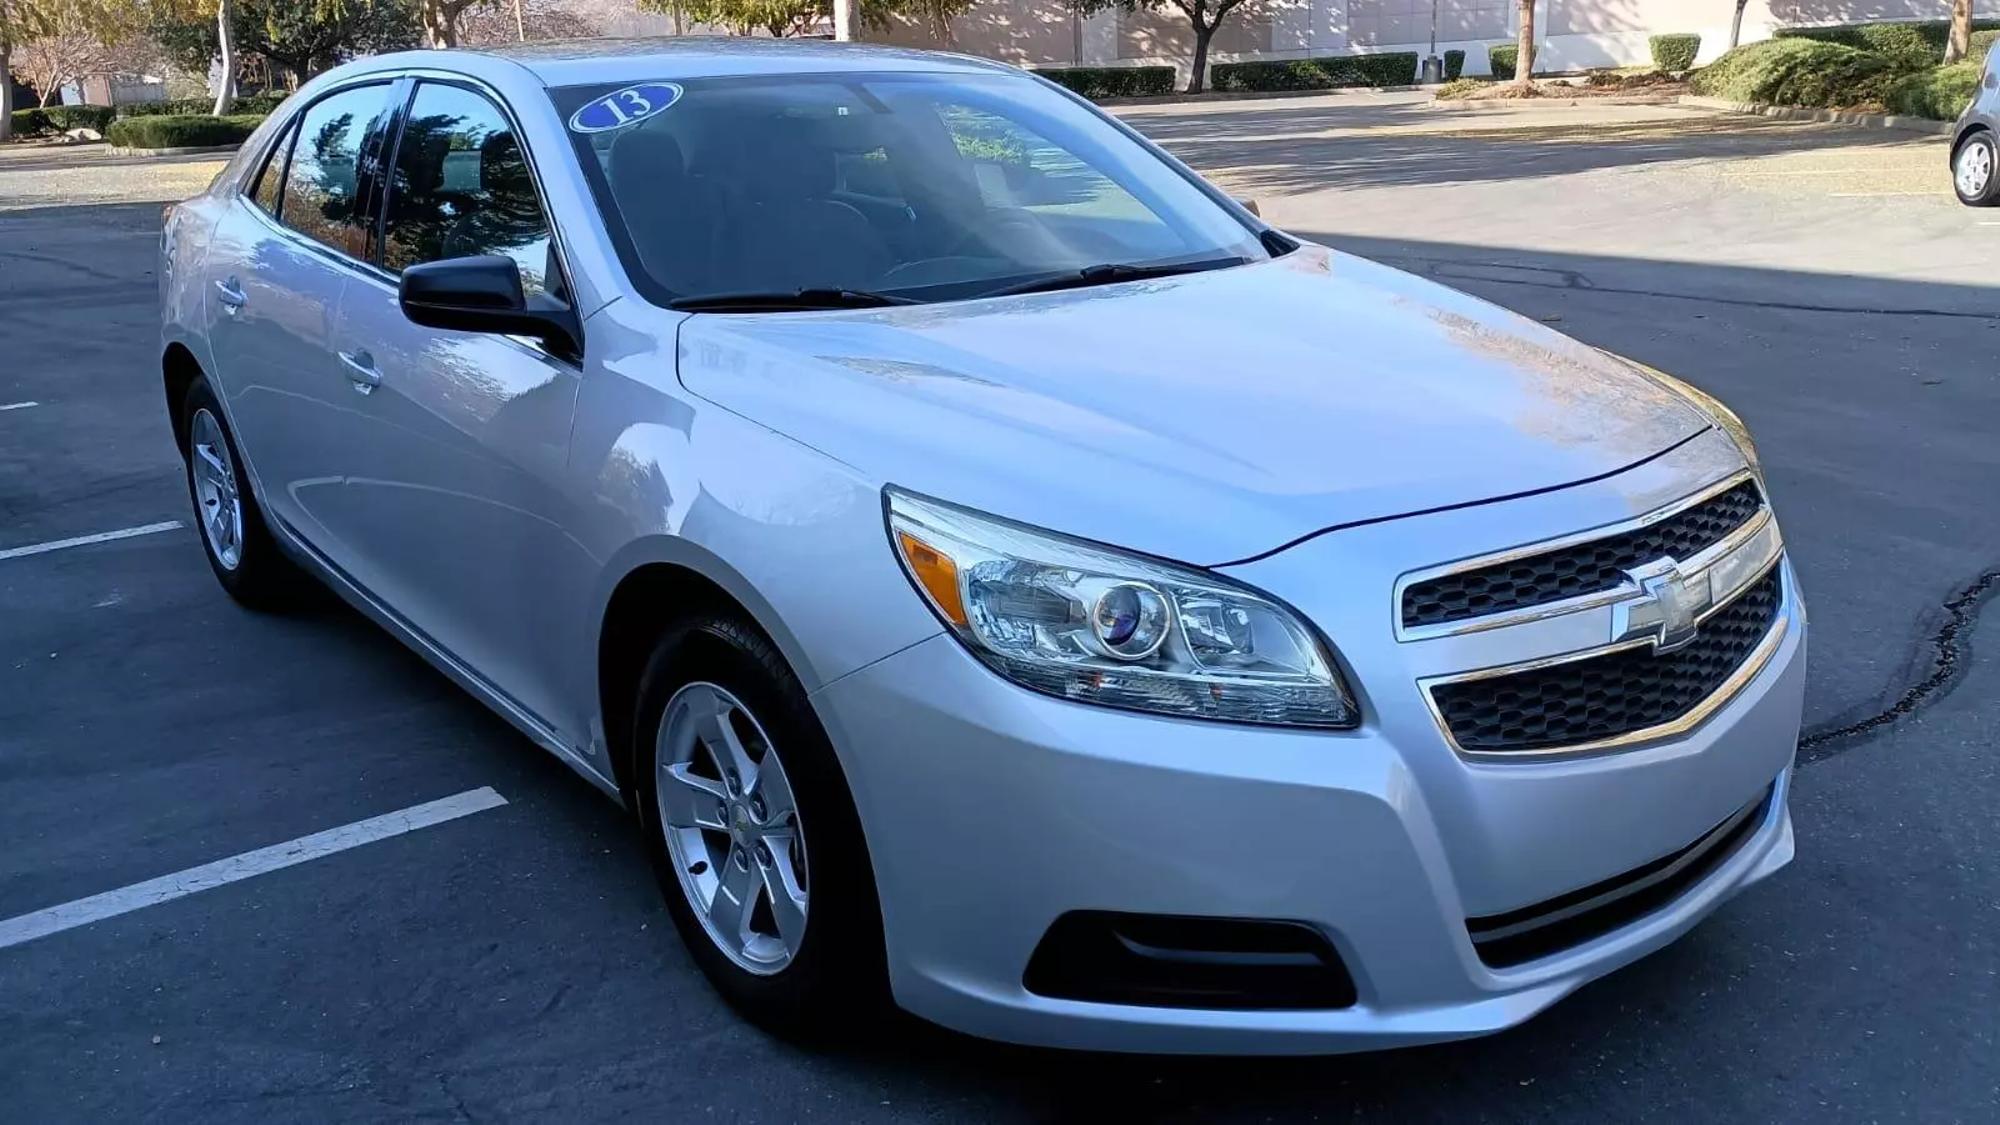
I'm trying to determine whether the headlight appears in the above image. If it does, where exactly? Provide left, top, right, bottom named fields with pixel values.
left=885, top=489, right=1357, bottom=728
left=1609, top=353, right=1762, bottom=481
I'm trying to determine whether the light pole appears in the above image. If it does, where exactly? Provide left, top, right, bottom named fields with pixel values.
left=1421, top=0, right=1443, bottom=83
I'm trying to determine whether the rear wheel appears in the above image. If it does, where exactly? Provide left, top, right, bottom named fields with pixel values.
left=1953, top=131, right=1998, bottom=207
left=179, top=377, right=308, bottom=608
left=632, top=613, right=887, bottom=1035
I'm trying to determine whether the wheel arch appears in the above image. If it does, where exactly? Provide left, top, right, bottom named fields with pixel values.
left=593, top=542, right=816, bottom=804
left=163, top=342, right=204, bottom=452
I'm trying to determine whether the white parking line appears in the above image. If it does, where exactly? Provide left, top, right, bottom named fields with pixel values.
left=0, top=401, right=38, bottom=412
left=0, top=520, right=185, bottom=561
left=0, top=787, right=509, bottom=952
left=1828, top=190, right=1949, bottom=197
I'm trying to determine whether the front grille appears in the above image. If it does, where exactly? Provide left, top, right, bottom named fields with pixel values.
left=1402, top=481, right=1764, bottom=629
left=1467, top=784, right=1775, bottom=968
left=1431, top=566, right=1782, bottom=754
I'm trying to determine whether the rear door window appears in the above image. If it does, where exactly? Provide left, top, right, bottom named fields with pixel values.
left=249, top=118, right=299, bottom=216
left=276, top=83, right=396, bottom=260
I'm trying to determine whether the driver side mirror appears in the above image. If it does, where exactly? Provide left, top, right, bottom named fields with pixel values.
left=399, top=255, right=582, bottom=358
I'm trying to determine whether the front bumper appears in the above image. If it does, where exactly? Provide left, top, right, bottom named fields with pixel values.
left=811, top=434, right=1804, bottom=1054
left=813, top=589, right=1801, bottom=1055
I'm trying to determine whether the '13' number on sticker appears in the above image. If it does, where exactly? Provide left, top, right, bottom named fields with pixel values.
left=603, top=88, right=653, bottom=125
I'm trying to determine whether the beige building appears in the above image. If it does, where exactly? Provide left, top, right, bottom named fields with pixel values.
left=876, top=0, right=2000, bottom=85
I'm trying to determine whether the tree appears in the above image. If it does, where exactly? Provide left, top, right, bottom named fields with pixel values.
left=149, top=0, right=243, bottom=112
left=457, top=0, right=593, bottom=44
left=1066, top=0, right=1254, bottom=94
left=153, top=0, right=413, bottom=99
left=1945, top=0, right=1973, bottom=64
left=641, top=0, right=825, bottom=37
left=417, top=0, right=495, bottom=47
left=1, top=0, right=18, bottom=140
left=4, top=0, right=141, bottom=112
left=1512, top=0, right=1534, bottom=88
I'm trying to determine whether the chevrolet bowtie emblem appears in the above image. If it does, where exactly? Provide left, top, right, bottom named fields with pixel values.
left=1612, top=557, right=1714, bottom=653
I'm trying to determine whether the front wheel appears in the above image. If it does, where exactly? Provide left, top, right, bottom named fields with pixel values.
left=1953, top=131, right=1999, bottom=207
left=632, top=613, right=888, bottom=1035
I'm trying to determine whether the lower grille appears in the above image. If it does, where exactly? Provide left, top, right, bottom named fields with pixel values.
left=1467, top=784, right=1775, bottom=969
left=1431, top=566, right=1783, bottom=754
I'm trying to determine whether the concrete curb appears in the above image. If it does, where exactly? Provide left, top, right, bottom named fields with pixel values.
left=107, top=142, right=241, bottom=157
left=1428, top=93, right=1685, bottom=109
left=1675, top=95, right=1953, bottom=136
left=1098, top=85, right=1426, bottom=107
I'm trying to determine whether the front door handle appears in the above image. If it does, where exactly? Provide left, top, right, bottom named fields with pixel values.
left=337, top=349, right=381, bottom=394
left=214, top=278, right=247, bottom=313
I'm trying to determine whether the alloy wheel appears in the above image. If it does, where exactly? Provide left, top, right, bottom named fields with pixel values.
left=655, top=682, right=810, bottom=975
left=1957, top=139, right=1993, bottom=200
left=188, top=408, right=244, bottom=571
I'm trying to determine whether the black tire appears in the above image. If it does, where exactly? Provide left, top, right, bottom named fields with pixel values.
left=632, top=612, right=889, bottom=1036
left=1953, top=130, right=1999, bottom=207
left=177, top=376, right=309, bottom=609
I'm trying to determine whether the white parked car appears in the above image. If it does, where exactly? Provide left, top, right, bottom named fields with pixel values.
left=158, top=39, right=1804, bottom=1053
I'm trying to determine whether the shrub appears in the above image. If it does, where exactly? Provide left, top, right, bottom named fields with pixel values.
left=1971, top=29, right=2000, bottom=55
left=1211, top=53, right=1419, bottom=92
left=1443, top=49, right=1466, bottom=80
left=106, top=114, right=265, bottom=149
left=1650, top=33, right=1701, bottom=72
left=1775, top=20, right=2000, bottom=67
left=1690, top=38, right=1909, bottom=108
left=8, top=107, right=50, bottom=137
left=1032, top=66, right=1176, bottom=99
left=1435, top=77, right=1486, bottom=99
left=42, top=104, right=115, bottom=133
left=1882, top=61, right=1982, bottom=119
left=1489, top=44, right=1518, bottom=80
left=116, top=92, right=290, bottom=118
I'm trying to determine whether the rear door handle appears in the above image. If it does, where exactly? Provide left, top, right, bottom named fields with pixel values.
left=214, top=278, right=247, bottom=312
left=337, top=349, right=381, bottom=393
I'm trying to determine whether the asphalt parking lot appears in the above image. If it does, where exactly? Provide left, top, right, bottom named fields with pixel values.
left=4, top=97, right=1997, bottom=1121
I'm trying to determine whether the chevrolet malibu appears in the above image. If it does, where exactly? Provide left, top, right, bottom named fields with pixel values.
left=158, top=38, right=1804, bottom=1053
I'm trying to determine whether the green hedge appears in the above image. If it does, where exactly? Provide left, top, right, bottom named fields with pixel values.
left=1211, top=53, right=1418, bottom=92
left=105, top=114, right=265, bottom=149
left=1882, top=61, right=1982, bottom=119
left=1443, top=49, right=1466, bottom=80
left=41, top=104, right=116, bottom=133
left=1689, top=38, right=1908, bottom=107
left=9, top=108, right=50, bottom=137
left=116, top=92, right=289, bottom=118
left=1971, top=29, right=2000, bottom=55
left=1489, top=44, right=1519, bottom=80
left=1775, top=20, right=2000, bottom=66
left=1650, top=33, right=1701, bottom=71
left=1032, top=66, right=1176, bottom=99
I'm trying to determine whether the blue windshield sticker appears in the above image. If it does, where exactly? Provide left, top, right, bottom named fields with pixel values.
left=569, top=83, right=683, bottom=133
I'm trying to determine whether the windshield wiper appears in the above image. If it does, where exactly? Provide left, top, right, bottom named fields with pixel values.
left=978, top=256, right=1254, bottom=300
left=667, top=288, right=920, bottom=312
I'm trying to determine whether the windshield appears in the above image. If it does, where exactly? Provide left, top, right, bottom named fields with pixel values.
left=550, top=71, right=1269, bottom=307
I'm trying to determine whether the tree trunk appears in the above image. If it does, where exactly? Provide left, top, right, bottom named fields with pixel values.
left=833, top=0, right=860, bottom=41
left=42, top=85, right=60, bottom=107
left=424, top=0, right=461, bottom=49
left=0, top=35, right=12, bottom=143
left=513, top=0, right=526, bottom=41
left=1513, top=0, right=1534, bottom=87
left=213, top=0, right=238, bottom=116
left=1728, top=0, right=1747, bottom=50
left=1189, top=21, right=1214, bottom=94
left=1945, top=0, right=1973, bottom=64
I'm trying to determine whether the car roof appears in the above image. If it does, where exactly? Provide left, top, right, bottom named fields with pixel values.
left=452, top=35, right=1021, bottom=87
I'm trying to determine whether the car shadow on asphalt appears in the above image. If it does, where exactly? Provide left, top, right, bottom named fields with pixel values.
left=1148, top=112, right=1938, bottom=194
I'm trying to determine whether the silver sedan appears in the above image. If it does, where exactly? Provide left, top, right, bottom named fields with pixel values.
left=159, top=38, right=1804, bottom=1054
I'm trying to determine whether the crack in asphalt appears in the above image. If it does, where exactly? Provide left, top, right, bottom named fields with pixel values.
left=1797, top=569, right=2000, bottom=764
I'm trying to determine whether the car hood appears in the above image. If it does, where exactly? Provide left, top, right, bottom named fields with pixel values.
left=675, top=245, right=1712, bottom=566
